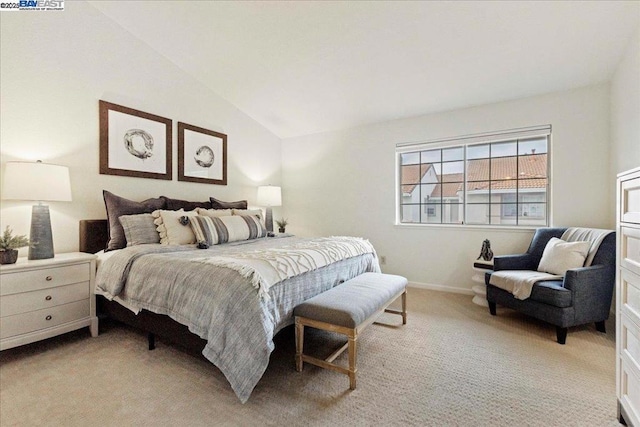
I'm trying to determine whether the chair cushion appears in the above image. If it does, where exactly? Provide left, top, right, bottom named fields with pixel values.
left=529, top=280, right=572, bottom=308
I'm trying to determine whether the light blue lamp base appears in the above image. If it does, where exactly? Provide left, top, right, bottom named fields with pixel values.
left=28, top=204, right=54, bottom=260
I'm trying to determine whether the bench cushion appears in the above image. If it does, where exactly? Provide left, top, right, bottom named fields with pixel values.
left=294, top=273, right=407, bottom=328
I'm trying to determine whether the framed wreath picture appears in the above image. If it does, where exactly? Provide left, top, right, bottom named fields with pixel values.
left=99, top=100, right=173, bottom=180
left=178, top=122, right=227, bottom=185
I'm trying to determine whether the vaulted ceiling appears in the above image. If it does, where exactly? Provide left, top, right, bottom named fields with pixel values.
left=90, top=1, right=639, bottom=139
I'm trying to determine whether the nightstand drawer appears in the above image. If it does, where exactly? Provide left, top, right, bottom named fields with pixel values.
left=0, top=300, right=89, bottom=339
left=0, top=264, right=90, bottom=296
left=0, top=282, right=89, bottom=317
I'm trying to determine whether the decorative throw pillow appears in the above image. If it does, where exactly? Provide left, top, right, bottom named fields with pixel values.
left=103, top=190, right=166, bottom=251
left=152, top=209, right=199, bottom=245
left=232, top=208, right=264, bottom=222
left=119, top=213, right=160, bottom=246
left=161, top=196, right=212, bottom=211
left=537, top=237, right=591, bottom=275
left=196, top=208, right=233, bottom=218
left=210, top=197, right=248, bottom=210
left=190, top=215, right=266, bottom=246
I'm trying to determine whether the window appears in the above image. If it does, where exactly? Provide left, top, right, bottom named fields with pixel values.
left=398, top=126, right=550, bottom=226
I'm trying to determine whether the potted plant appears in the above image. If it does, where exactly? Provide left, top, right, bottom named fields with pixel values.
left=0, top=226, right=29, bottom=264
left=276, top=218, right=288, bottom=234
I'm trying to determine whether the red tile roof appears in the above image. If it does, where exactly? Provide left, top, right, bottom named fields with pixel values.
left=430, top=173, right=463, bottom=198
left=402, top=154, right=547, bottom=198
left=464, top=154, right=547, bottom=191
left=401, top=164, right=433, bottom=194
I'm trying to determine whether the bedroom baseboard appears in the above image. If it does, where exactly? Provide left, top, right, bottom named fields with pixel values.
left=407, top=281, right=474, bottom=295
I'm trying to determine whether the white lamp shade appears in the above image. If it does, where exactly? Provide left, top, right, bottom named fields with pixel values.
left=2, top=161, right=72, bottom=202
left=257, top=185, right=282, bottom=207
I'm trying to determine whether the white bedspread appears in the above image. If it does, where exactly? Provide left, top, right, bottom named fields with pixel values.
left=191, top=236, right=377, bottom=299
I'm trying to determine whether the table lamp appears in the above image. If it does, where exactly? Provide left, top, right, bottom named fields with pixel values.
left=257, top=185, right=281, bottom=233
left=2, top=161, right=72, bottom=260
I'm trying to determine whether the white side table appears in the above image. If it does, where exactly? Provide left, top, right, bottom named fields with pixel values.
left=472, top=259, right=493, bottom=307
left=0, top=252, right=98, bottom=350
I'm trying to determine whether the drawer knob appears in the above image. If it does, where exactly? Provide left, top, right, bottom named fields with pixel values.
left=45, top=276, right=53, bottom=281
left=45, top=315, right=52, bottom=321
left=45, top=295, right=52, bottom=301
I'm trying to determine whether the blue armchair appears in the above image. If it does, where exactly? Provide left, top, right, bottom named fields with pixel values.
left=485, top=227, right=616, bottom=344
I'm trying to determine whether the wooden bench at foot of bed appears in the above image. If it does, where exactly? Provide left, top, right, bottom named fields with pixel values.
left=294, top=272, right=407, bottom=390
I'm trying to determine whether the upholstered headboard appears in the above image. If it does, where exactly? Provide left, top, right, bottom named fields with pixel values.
left=79, top=220, right=109, bottom=254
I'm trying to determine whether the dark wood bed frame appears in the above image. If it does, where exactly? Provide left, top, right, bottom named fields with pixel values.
left=80, top=220, right=207, bottom=354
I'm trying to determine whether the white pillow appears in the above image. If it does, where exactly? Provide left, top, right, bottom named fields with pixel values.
left=232, top=208, right=264, bottom=222
left=537, top=237, right=590, bottom=275
left=152, top=209, right=198, bottom=245
left=196, top=208, right=233, bottom=218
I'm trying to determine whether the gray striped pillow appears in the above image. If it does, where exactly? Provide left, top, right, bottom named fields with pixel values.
left=190, top=215, right=266, bottom=246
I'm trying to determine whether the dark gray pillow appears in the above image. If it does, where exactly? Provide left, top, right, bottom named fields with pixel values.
left=210, top=197, right=247, bottom=210
left=103, top=190, right=165, bottom=251
left=161, top=196, right=212, bottom=211
left=119, top=213, right=160, bottom=246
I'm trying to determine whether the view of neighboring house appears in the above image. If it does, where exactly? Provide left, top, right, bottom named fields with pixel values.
left=401, top=145, right=548, bottom=226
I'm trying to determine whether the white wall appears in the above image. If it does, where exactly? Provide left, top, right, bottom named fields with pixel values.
left=2, top=3, right=631, bottom=294
left=0, top=2, right=282, bottom=255
left=282, top=84, right=612, bottom=292
left=611, top=27, right=640, bottom=175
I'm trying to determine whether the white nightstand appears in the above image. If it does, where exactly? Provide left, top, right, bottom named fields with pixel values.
left=0, top=252, right=98, bottom=350
left=472, top=260, right=493, bottom=307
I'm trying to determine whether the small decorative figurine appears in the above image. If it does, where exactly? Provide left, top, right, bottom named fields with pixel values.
left=477, top=239, right=494, bottom=261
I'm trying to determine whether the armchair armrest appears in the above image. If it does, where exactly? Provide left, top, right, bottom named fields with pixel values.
left=493, top=254, right=537, bottom=271
left=563, top=265, right=607, bottom=291
left=564, top=264, right=615, bottom=323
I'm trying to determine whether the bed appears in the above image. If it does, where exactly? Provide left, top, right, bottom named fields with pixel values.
left=80, top=218, right=380, bottom=403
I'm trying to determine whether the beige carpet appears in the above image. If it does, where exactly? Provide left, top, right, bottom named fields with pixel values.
left=0, top=288, right=618, bottom=426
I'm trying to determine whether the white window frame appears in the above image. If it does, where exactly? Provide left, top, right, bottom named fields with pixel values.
left=396, top=125, right=552, bottom=227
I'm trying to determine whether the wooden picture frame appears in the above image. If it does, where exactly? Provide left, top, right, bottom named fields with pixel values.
left=178, top=122, right=227, bottom=185
left=99, top=100, right=172, bottom=180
